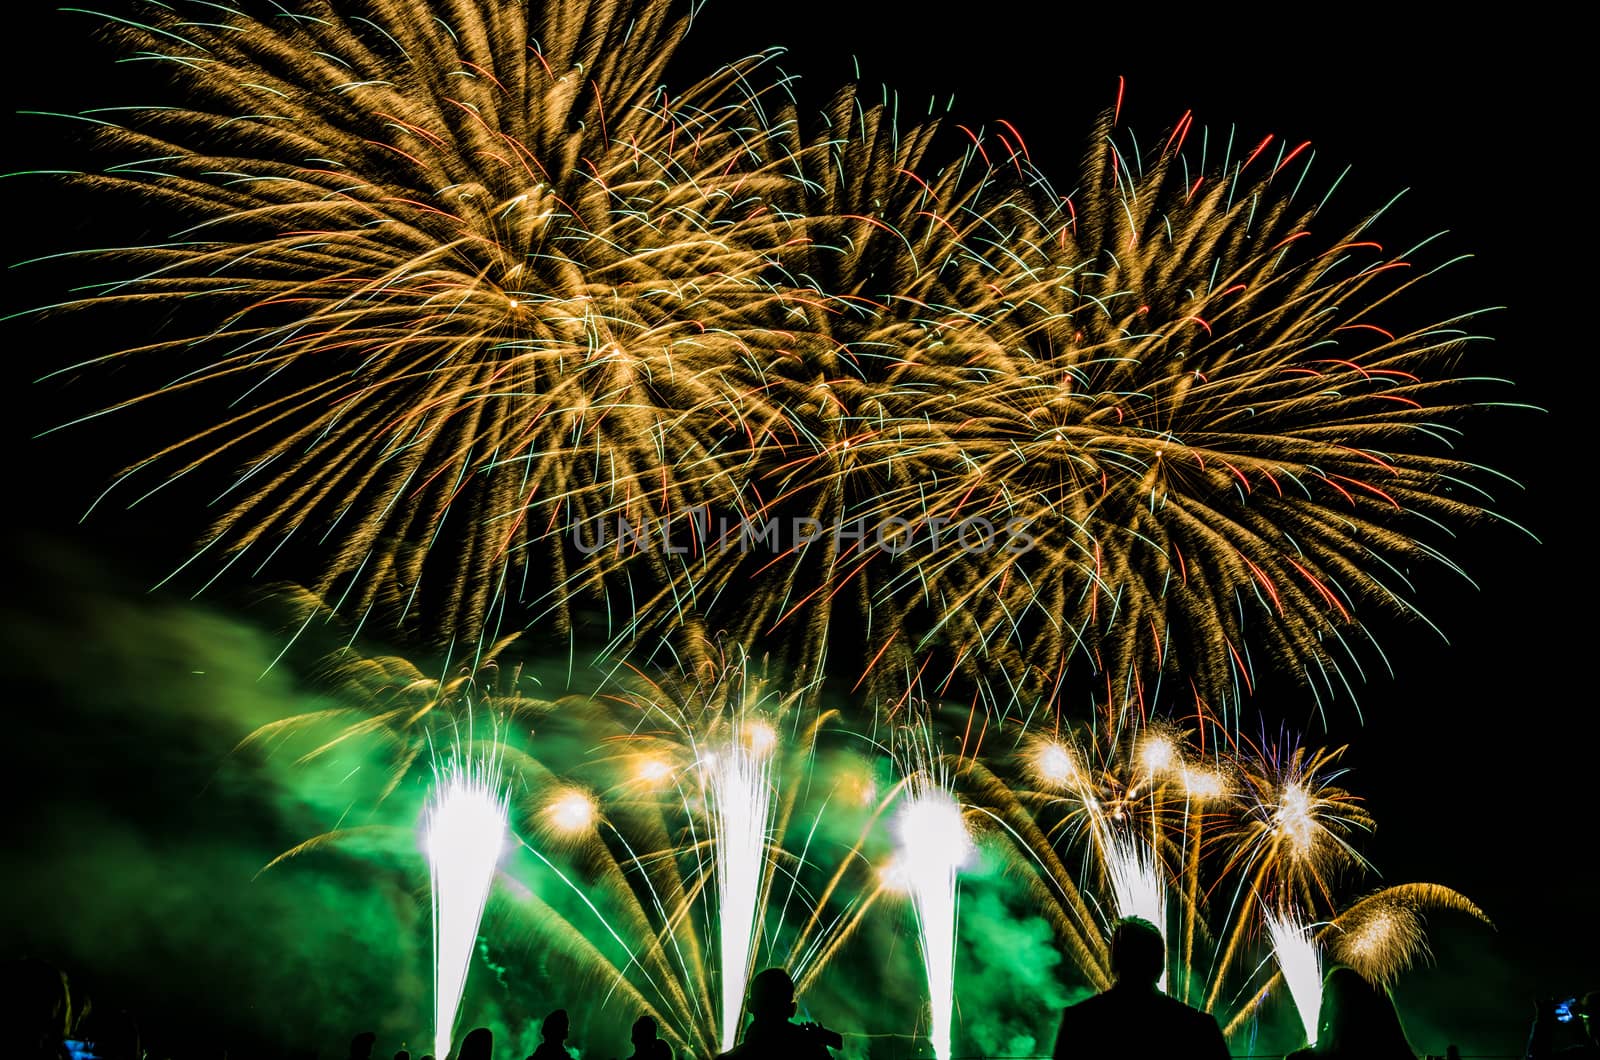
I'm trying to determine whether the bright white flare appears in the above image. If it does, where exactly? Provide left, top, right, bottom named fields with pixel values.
left=635, top=757, right=673, bottom=786
left=1275, top=781, right=1317, bottom=856
left=1182, top=767, right=1226, bottom=800
left=425, top=753, right=509, bottom=1060
left=1266, top=910, right=1323, bottom=1046
left=877, top=852, right=910, bottom=893
left=1035, top=741, right=1078, bottom=786
left=703, top=722, right=777, bottom=1051
left=1139, top=733, right=1178, bottom=775
left=745, top=720, right=777, bottom=755
left=895, top=784, right=972, bottom=1060
left=548, top=788, right=597, bottom=833
left=1104, top=830, right=1168, bottom=989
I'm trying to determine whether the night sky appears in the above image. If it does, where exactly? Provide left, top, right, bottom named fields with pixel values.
left=3, top=4, right=1589, bottom=1059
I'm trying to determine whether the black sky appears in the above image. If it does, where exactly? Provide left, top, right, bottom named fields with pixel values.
left=3, top=3, right=1589, bottom=1057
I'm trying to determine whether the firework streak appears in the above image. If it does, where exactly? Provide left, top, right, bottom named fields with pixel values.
left=425, top=749, right=509, bottom=1060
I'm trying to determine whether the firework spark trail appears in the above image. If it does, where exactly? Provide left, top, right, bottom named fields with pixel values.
left=1265, top=909, right=1323, bottom=1046
left=425, top=748, right=509, bottom=1060
left=231, top=631, right=1494, bottom=1053
left=853, top=117, right=1514, bottom=718
left=702, top=720, right=777, bottom=1051
left=1228, top=741, right=1373, bottom=904
left=31, top=0, right=1516, bottom=722
left=894, top=778, right=971, bottom=1060
left=1103, top=828, right=1169, bottom=989
left=1327, top=883, right=1488, bottom=986
left=633, top=85, right=1017, bottom=701
left=50, top=0, right=793, bottom=650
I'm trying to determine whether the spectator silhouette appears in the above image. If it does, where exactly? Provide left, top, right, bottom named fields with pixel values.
left=1286, top=966, right=1416, bottom=1059
left=717, top=968, right=839, bottom=1060
left=4, top=958, right=72, bottom=1060
left=1052, top=917, right=1230, bottom=1060
left=350, top=1032, right=379, bottom=1060
left=395, top=1051, right=411, bottom=1060
left=527, top=1010, right=571, bottom=1060
left=627, top=1015, right=673, bottom=1060
left=1527, top=991, right=1600, bottom=1059
left=460, top=1027, right=494, bottom=1060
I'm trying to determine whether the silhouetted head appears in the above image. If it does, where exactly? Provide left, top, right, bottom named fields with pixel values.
left=747, top=967, right=798, bottom=1022
left=394, top=1051, right=410, bottom=1060
left=458, top=1027, right=493, bottom=1060
left=541, top=1010, right=569, bottom=1043
left=1108, top=917, right=1165, bottom=987
left=1313, top=966, right=1415, bottom=1057
left=349, top=1032, right=378, bottom=1060
left=631, top=1015, right=658, bottom=1047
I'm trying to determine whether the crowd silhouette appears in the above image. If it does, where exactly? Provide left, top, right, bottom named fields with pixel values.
left=627, top=1016, right=673, bottom=1060
left=527, top=1011, right=572, bottom=1060
left=1051, top=917, right=1230, bottom=1059
left=8, top=949, right=1594, bottom=1060
left=1284, top=965, right=1419, bottom=1060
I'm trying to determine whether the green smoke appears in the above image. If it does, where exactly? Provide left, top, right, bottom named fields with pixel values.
left=947, top=841, right=1092, bottom=1059
left=0, top=540, right=431, bottom=1054
left=1, top=537, right=1507, bottom=1060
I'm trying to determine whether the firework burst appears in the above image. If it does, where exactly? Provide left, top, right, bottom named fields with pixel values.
left=23, top=3, right=1519, bottom=1051
left=47, top=0, right=794, bottom=647
left=1326, top=883, right=1487, bottom=986
left=961, top=699, right=1484, bottom=1040
left=35, top=0, right=1515, bottom=719
left=883, top=114, right=1510, bottom=718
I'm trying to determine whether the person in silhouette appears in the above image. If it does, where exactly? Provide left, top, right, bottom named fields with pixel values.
left=528, top=1010, right=571, bottom=1060
left=1052, top=917, right=1230, bottom=1059
left=1527, top=992, right=1600, bottom=1059
left=1285, top=966, right=1415, bottom=1059
left=717, top=968, right=841, bottom=1060
left=3, top=959, right=71, bottom=1060
left=394, top=1051, right=411, bottom=1060
left=627, top=1015, right=673, bottom=1060
left=459, top=1027, right=494, bottom=1060
left=350, top=1032, right=379, bottom=1060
